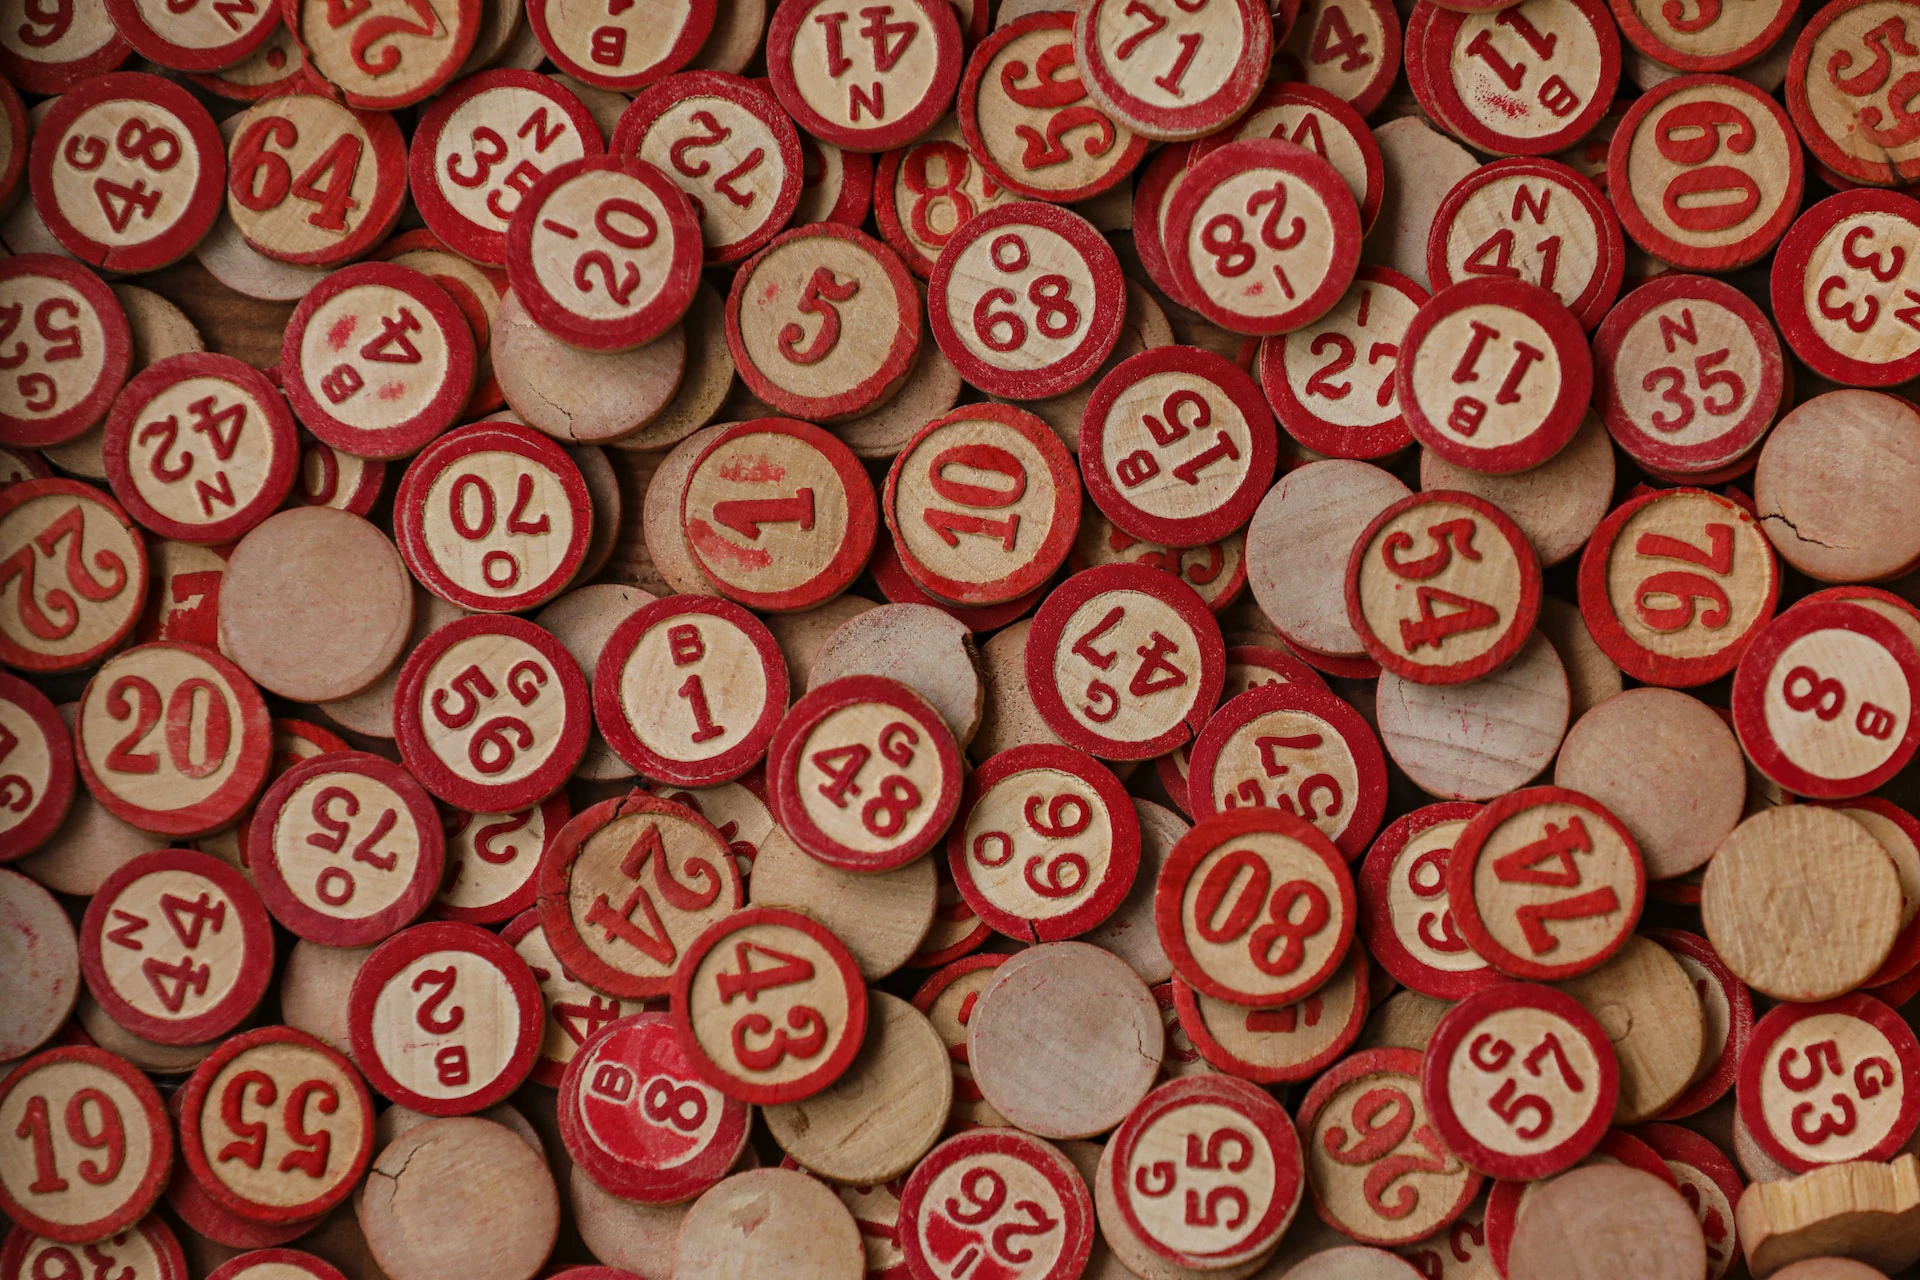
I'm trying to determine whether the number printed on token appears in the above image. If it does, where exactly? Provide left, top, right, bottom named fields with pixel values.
left=1277, top=0, right=1401, bottom=117
left=0, top=0, right=132, bottom=95
left=1610, top=0, right=1794, bottom=70
left=765, top=0, right=963, bottom=151
left=1171, top=943, right=1369, bottom=1084
left=1788, top=0, right=1920, bottom=187
left=1736, top=992, right=1920, bottom=1173
left=0, top=671, right=73, bottom=859
left=292, top=435, right=385, bottom=516
left=873, top=116, right=1023, bottom=278
left=1358, top=803, right=1503, bottom=1000
left=1772, top=189, right=1920, bottom=389
left=524, top=0, right=711, bottom=90
left=0, top=479, right=150, bottom=675
left=101, top=0, right=276, bottom=71
left=348, top=920, right=543, bottom=1115
left=1259, top=266, right=1426, bottom=460
left=435, top=795, right=568, bottom=925
left=0, top=1046, right=172, bottom=1242
left=501, top=908, right=629, bottom=1087
left=0, top=1218, right=185, bottom=1280
left=287, top=0, right=479, bottom=109
left=226, top=94, right=408, bottom=268
left=897, top=1128, right=1095, bottom=1280
left=1194, top=81, right=1385, bottom=234
left=1421, top=0, right=1620, bottom=157
left=0, top=257, right=134, bottom=451
left=669, top=906, right=870, bottom=1105
left=1073, top=0, right=1274, bottom=142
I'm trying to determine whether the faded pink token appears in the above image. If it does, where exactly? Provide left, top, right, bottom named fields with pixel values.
left=0, top=670, right=75, bottom=859
left=102, top=0, right=276, bottom=71
left=1358, top=802, right=1502, bottom=1000
left=434, top=794, right=569, bottom=925
left=1420, top=0, right=1620, bottom=157
left=1737, top=992, right=1920, bottom=1173
left=524, top=0, right=712, bottom=91
left=0, top=256, right=133, bottom=450
left=1072, top=0, right=1274, bottom=142
left=897, top=1129, right=1095, bottom=1280
left=1771, top=189, right=1920, bottom=388
left=1259, top=266, right=1428, bottom=460
left=0, top=1046, right=172, bottom=1243
left=765, top=0, right=963, bottom=152
left=0, top=0, right=131, bottom=95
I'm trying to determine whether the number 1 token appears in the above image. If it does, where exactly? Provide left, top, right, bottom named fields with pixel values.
left=897, top=1129, right=1095, bottom=1280
left=0, top=1046, right=171, bottom=1242
left=1259, top=266, right=1428, bottom=460
left=1072, top=0, right=1274, bottom=141
left=226, top=94, right=409, bottom=268
left=766, top=0, right=963, bottom=152
left=0, top=478, right=149, bottom=674
left=1736, top=992, right=1920, bottom=1173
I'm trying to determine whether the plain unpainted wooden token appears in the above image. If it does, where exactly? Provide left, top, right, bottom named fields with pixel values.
left=641, top=422, right=728, bottom=596
left=570, top=1164, right=691, bottom=1280
left=0, top=868, right=79, bottom=1061
left=834, top=325, right=966, bottom=460
left=565, top=446, right=620, bottom=580
left=1358, top=989, right=1453, bottom=1053
left=1702, top=805, right=1901, bottom=1002
left=220, top=508, right=413, bottom=703
left=73, top=991, right=214, bottom=1076
left=1376, top=630, right=1570, bottom=801
left=808, top=604, right=983, bottom=745
left=1278, top=1249, right=1425, bottom=1279
left=195, top=208, right=331, bottom=304
left=1769, top=1263, right=1894, bottom=1280
left=1734, top=1105, right=1799, bottom=1186
left=1554, top=689, right=1747, bottom=881
left=686, top=0, right=762, bottom=70
left=1538, top=596, right=1622, bottom=722
left=1735, top=1155, right=1920, bottom=1277
left=1365, top=120, right=1478, bottom=291
left=1506, top=1165, right=1706, bottom=1280
left=492, top=291, right=686, bottom=444
left=971, top=618, right=1070, bottom=764
left=676, top=1168, right=864, bottom=1280
left=1082, top=798, right=1183, bottom=986
left=1756, top=391, right=1920, bottom=583
left=355, top=1117, right=557, bottom=1280
left=112, top=285, right=205, bottom=369
left=280, top=940, right=373, bottom=1057
left=1248, top=459, right=1412, bottom=658
left=318, top=590, right=467, bottom=740
left=967, top=941, right=1163, bottom=1139
left=746, top=823, right=937, bottom=980
left=12, top=745, right=154, bottom=895
left=1553, top=934, right=1704, bottom=1124
left=377, top=1101, right=540, bottom=1156
left=536, top=583, right=657, bottom=782
left=1419, top=413, right=1614, bottom=569
left=607, top=281, right=732, bottom=454
left=762, top=594, right=880, bottom=692
left=38, top=424, right=109, bottom=480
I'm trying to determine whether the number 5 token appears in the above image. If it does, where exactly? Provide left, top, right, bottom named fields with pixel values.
left=669, top=907, right=869, bottom=1105
left=766, top=0, right=963, bottom=152
left=0, top=1046, right=172, bottom=1242
left=1420, top=983, right=1618, bottom=1180
left=1788, top=0, right=1920, bottom=187
left=0, top=478, right=150, bottom=674
left=226, top=94, right=409, bottom=268
left=898, top=1128, right=1095, bottom=1280
left=0, top=0, right=130, bottom=96
left=1736, top=993, right=1920, bottom=1173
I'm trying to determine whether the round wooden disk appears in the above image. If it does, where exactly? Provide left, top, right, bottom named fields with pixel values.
left=1554, top=933, right=1704, bottom=1124
left=1276, top=0, right=1401, bottom=117
left=1281, top=1248, right=1428, bottom=1279
left=897, top=1128, right=1093, bottom=1280
left=1172, top=942, right=1368, bottom=1084
left=569, top=1162, right=699, bottom=1279
left=1072, top=515, right=1247, bottom=616
left=808, top=602, right=982, bottom=743
left=836, top=330, right=967, bottom=462
left=498, top=909, right=627, bottom=1087
left=1817, top=796, right=1920, bottom=990
left=746, top=822, right=935, bottom=979
left=287, top=0, right=479, bottom=109
left=1772, top=188, right=1920, bottom=387
left=0, top=257, right=133, bottom=451
left=1738, top=992, right=1920, bottom=1174
left=1421, top=0, right=1619, bottom=157
left=1702, top=805, right=1902, bottom=1002
left=1357, top=802, right=1502, bottom=1001
left=1260, top=266, right=1426, bottom=461
left=763, top=593, right=878, bottom=690
left=493, top=291, right=686, bottom=444
left=872, top=115, right=1024, bottom=279
left=1610, top=0, right=1793, bottom=70
left=1788, top=0, right=1920, bottom=187
left=0, top=1046, right=171, bottom=1242
left=523, top=0, right=710, bottom=90
left=791, top=125, right=873, bottom=229
left=1419, top=410, right=1613, bottom=570
left=0, top=0, right=131, bottom=95
left=1072, top=0, right=1271, bottom=142
left=1247, top=459, right=1411, bottom=659
left=764, top=0, right=961, bottom=152
left=1427, top=159, right=1624, bottom=331
left=203, top=1249, right=346, bottom=1280
left=1505, top=1163, right=1705, bottom=1280
left=674, top=1167, right=864, bottom=1280
left=278, top=939, right=370, bottom=1057
left=354, top=1116, right=558, bottom=1280
left=1756, top=389, right=1920, bottom=583
left=1296, top=1046, right=1480, bottom=1247
left=225, top=95, right=407, bottom=269
left=966, top=940, right=1162, bottom=1139
left=1375, top=629, right=1571, bottom=801
left=0, top=446, right=51, bottom=485
left=908, top=953, right=1007, bottom=1128
left=0, top=673, right=75, bottom=860
left=0, top=869, right=79, bottom=1059
left=606, top=280, right=730, bottom=453
left=971, top=617, right=1069, bottom=761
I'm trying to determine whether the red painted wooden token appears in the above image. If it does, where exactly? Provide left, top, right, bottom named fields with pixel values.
left=909, top=952, right=1004, bottom=1125
left=1132, top=142, right=1196, bottom=308
left=101, top=355, right=297, bottom=547
left=129, top=538, right=227, bottom=652
left=0, top=79, right=24, bottom=212
left=957, top=13, right=1148, bottom=202
left=393, top=613, right=590, bottom=812
left=594, top=595, right=788, bottom=787
left=279, top=263, right=476, bottom=461
left=29, top=73, right=222, bottom=272
left=524, top=0, right=710, bottom=90
left=1647, top=927, right=1751, bottom=1121
left=765, top=674, right=963, bottom=873
left=1814, top=796, right=1920, bottom=989
left=186, top=24, right=319, bottom=102
left=680, top=417, right=877, bottom=611
left=102, top=0, right=275, bottom=71
left=1106, top=1075, right=1304, bottom=1268
left=1592, top=273, right=1784, bottom=476
left=377, top=232, right=510, bottom=420
left=1164, top=138, right=1360, bottom=338
left=1772, top=189, right=1920, bottom=388
left=286, top=0, right=479, bottom=109
left=1070, top=514, right=1247, bottom=613
left=0, top=257, right=132, bottom=451
left=1609, top=74, right=1802, bottom=272
left=0, top=479, right=149, bottom=676
left=204, top=1251, right=346, bottom=1280
left=1358, top=802, right=1505, bottom=1001
left=535, top=791, right=743, bottom=1000
left=883, top=403, right=1079, bottom=607
left=794, top=129, right=873, bottom=228
left=1731, top=600, right=1920, bottom=800
left=1276, top=0, right=1401, bottom=118
left=1611, top=0, right=1793, bottom=71
left=1737, top=993, right=1920, bottom=1173
left=897, top=1128, right=1093, bottom=1280
left=1296, top=1046, right=1482, bottom=1246
left=648, top=775, right=777, bottom=883
left=0, top=446, right=52, bottom=486
left=0, top=671, right=74, bottom=859
left=1170, top=941, right=1368, bottom=1084
left=1346, top=490, right=1543, bottom=685
left=766, top=0, right=962, bottom=152
left=226, top=94, right=408, bottom=268
left=434, top=794, right=568, bottom=925
left=1634, top=1125, right=1741, bottom=1280
left=291, top=435, right=383, bottom=516
left=392, top=421, right=589, bottom=614
left=1193, top=81, right=1384, bottom=234
left=948, top=743, right=1140, bottom=942
left=347, top=920, right=542, bottom=1115
left=1072, top=0, right=1273, bottom=142
left=872, top=116, right=1022, bottom=278
left=1185, top=681, right=1387, bottom=858
left=668, top=906, right=870, bottom=1105
left=1258, top=266, right=1426, bottom=460
left=1421, top=983, right=1619, bottom=1180
left=1787, top=0, right=1920, bottom=187
left=725, top=223, right=921, bottom=421
left=870, top=529, right=1048, bottom=630
left=248, top=751, right=445, bottom=946
left=410, top=70, right=604, bottom=269
left=176, top=1025, right=373, bottom=1224
left=0, top=1046, right=171, bottom=1242
left=557, top=1010, right=750, bottom=1205
left=0, top=0, right=131, bottom=95
left=1445, top=786, right=1645, bottom=982
left=1, top=1220, right=186, bottom=1280
left=1427, top=159, right=1623, bottom=331
left=79, top=849, right=273, bottom=1046
left=1421, top=0, right=1619, bottom=157
left=499, top=907, right=630, bottom=1087
left=1396, top=279, right=1592, bottom=475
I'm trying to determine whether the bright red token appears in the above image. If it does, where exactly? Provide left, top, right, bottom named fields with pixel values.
left=525, top=0, right=710, bottom=89
left=1737, top=992, right=1920, bottom=1173
left=765, top=0, right=962, bottom=152
left=1609, top=74, right=1803, bottom=272
left=680, top=417, right=878, bottom=611
left=286, top=0, right=479, bottom=109
left=1421, top=0, right=1619, bottom=156
left=1427, top=159, right=1623, bottom=330
left=883, top=403, right=1080, bottom=607
left=1397, top=278, right=1592, bottom=475
left=948, top=743, right=1140, bottom=942
left=957, top=13, right=1148, bottom=203
left=0, top=671, right=73, bottom=860
left=1258, top=266, right=1426, bottom=460
left=434, top=794, right=568, bottom=925
left=79, top=849, right=273, bottom=1045
left=501, top=907, right=632, bottom=1087
left=557, top=1011, right=750, bottom=1205
left=1731, top=599, right=1920, bottom=800
left=872, top=116, right=1023, bottom=278
left=1421, top=983, right=1619, bottom=1181
left=1788, top=0, right=1920, bottom=187
left=409, top=70, right=604, bottom=268
left=0, top=1046, right=171, bottom=1242
left=102, top=0, right=275, bottom=71
left=594, top=595, right=788, bottom=787
left=1445, top=786, right=1645, bottom=982
left=177, top=1025, right=373, bottom=1224
left=1358, top=803, right=1503, bottom=1001
left=225, top=94, right=409, bottom=268
left=1610, top=0, right=1793, bottom=71
left=1772, top=189, right=1920, bottom=388
left=1346, top=489, right=1543, bottom=685
left=1164, top=138, right=1359, bottom=338
left=1072, top=0, right=1273, bottom=141
left=392, top=421, right=590, bottom=614
left=1071, top=515, right=1248, bottom=613
left=1171, top=943, right=1368, bottom=1084
left=393, top=613, right=590, bottom=812
left=1647, top=927, right=1752, bottom=1121
left=0, top=0, right=130, bottom=95
left=347, top=919, right=542, bottom=1115
left=1592, top=273, right=1784, bottom=476
left=898, top=1128, right=1094, bottom=1280
left=1192, top=80, right=1385, bottom=233
left=1635, top=1125, right=1742, bottom=1280
left=668, top=906, right=870, bottom=1105
left=0, top=257, right=132, bottom=450
left=0, top=479, right=150, bottom=675
left=1, top=1219, right=185, bottom=1280
left=1276, top=0, right=1401, bottom=117
left=279, top=263, right=476, bottom=461
left=101, top=354, right=298, bottom=546
left=291, top=435, right=384, bottom=516
left=1105, top=1076, right=1304, bottom=1269
left=793, top=129, right=872, bottom=229
left=765, top=674, right=963, bottom=874
left=1296, top=1046, right=1482, bottom=1247
left=248, top=750, right=445, bottom=946
left=29, top=73, right=223, bottom=272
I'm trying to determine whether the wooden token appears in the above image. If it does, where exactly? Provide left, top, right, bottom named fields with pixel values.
left=764, top=594, right=879, bottom=688
left=287, top=0, right=479, bottom=109
left=1426, top=159, right=1624, bottom=330
left=1277, top=0, right=1401, bottom=117
left=29, top=74, right=222, bottom=273
left=1767, top=1265, right=1897, bottom=1280
left=196, top=716, right=347, bottom=876
left=1247, top=458, right=1411, bottom=659
left=1816, top=796, right=1920, bottom=990
left=373, top=232, right=510, bottom=419
left=793, top=130, right=873, bottom=228
left=745, top=820, right=935, bottom=979
left=492, top=290, right=687, bottom=445
left=355, top=1115, right=559, bottom=1280
left=909, top=859, right=992, bottom=970
left=0, top=0, right=130, bottom=94
left=0, top=673, right=74, bottom=860
left=1774, top=189, right=1920, bottom=388
left=1151, top=977, right=1218, bottom=1083
left=0, top=869, right=78, bottom=1064
left=12, top=745, right=158, bottom=899
left=278, top=938, right=370, bottom=1057
left=0, top=1047, right=170, bottom=1242
left=0, top=446, right=52, bottom=486
left=607, top=73, right=801, bottom=268
left=606, top=279, right=732, bottom=454
left=1738, top=993, right=1920, bottom=1174
left=1419, top=409, right=1613, bottom=570
left=966, top=940, right=1162, bottom=1138
left=910, top=953, right=1007, bottom=1127
left=1506, top=1163, right=1704, bottom=1280
left=129, top=539, right=225, bottom=652
left=971, top=616, right=1070, bottom=761
left=649, top=775, right=777, bottom=883
left=807, top=601, right=984, bottom=740
left=674, top=1166, right=864, bottom=1280
left=1422, top=0, right=1619, bottom=157
left=1610, top=0, right=1792, bottom=71
left=1554, top=934, right=1704, bottom=1124
left=204, top=1250, right=347, bottom=1280
left=1735, top=1153, right=1920, bottom=1276
left=1647, top=927, right=1751, bottom=1122
left=524, top=0, right=709, bottom=89
left=1478, top=1132, right=1685, bottom=1274
left=1071, top=0, right=1272, bottom=142
left=1071, top=515, right=1247, bottom=615
left=897, top=1128, right=1093, bottom=1280
left=1172, top=941, right=1368, bottom=1084
left=185, top=23, right=319, bottom=102
left=1132, top=142, right=1197, bottom=310
left=498, top=908, right=628, bottom=1088
left=0, top=258, right=133, bottom=452
left=1358, top=802, right=1503, bottom=1001
left=1756, top=390, right=1920, bottom=583
left=957, top=12, right=1147, bottom=203
left=872, top=115, right=1024, bottom=279
left=1375, top=629, right=1571, bottom=801
left=225, top=95, right=407, bottom=269
left=1196, top=81, right=1385, bottom=236
left=1789, top=0, right=1920, bottom=187
left=102, top=0, right=275, bottom=70
left=1259, top=267, right=1426, bottom=461
left=764, top=0, right=962, bottom=152
left=1635, top=1125, right=1742, bottom=1279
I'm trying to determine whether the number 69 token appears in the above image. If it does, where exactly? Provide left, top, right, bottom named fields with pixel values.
left=0, top=1045, right=172, bottom=1242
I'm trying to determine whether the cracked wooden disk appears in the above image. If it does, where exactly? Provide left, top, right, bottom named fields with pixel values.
left=1375, top=629, right=1570, bottom=802
left=288, top=0, right=479, bottom=109
left=355, top=1116, right=559, bottom=1280
left=492, top=290, right=686, bottom=444
left=765, top=0, right=963, bottom=153
left=1554, top=933, right=1703, bottom=1124
left=1757, top=389, right=1920, bottom=584
left=1276, top=0, right=1400, bottom=117
left=0, top=1046, right=171, bottom=1242
left=674, top=1168, right=864, bottom=1280
left=1738, top=992, right=1920, bottom=1174
left=1506, top=1164, right=1705, bottom=1280
left=0, top=257, right=133, bottom=451
left=1247, top=459, right=1411, bottom=659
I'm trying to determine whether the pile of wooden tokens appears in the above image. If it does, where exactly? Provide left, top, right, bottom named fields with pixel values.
left=18, top=0, right=1920, bottom=1277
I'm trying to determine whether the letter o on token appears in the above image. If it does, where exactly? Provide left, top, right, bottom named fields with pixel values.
left=0, top=257, right=133, bottom=450
left=1736, top=992, right=1920, bottom=1173
left=0, top=1046, right=172, bottom=1242
left=765, top=0, right=963, bottom=152
left=1771, top=189, right=1920, bottom=389
left=898, top=1128, right=1095, bottom=1280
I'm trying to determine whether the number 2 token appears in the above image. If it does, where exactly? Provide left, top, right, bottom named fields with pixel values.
left=1072, top=0, right=1274, bottom=142
left=1259, top=266, right=1428, bottom=460
left=897, top=1128, right=1095, bottom=1280
left=1736, top=992, right=1920, bottom=1173
left=766, top=0, right=963, bottom=152
left=0, top=478, right=149, bottom=674
left=0, top=1045, right=172, bottom=1242
left=226, top=94, right=408, bottom=268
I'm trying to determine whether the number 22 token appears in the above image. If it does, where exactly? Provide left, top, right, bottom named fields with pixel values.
left=226, top=94, right=409, bottom=268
